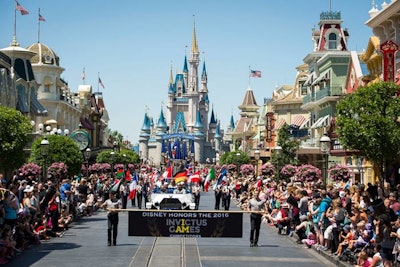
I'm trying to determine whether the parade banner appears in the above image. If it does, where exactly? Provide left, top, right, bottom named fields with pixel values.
left=128, top=210, right=243, bottom=238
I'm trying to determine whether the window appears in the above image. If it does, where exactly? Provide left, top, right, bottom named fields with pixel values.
left=328, top=33, right=337, bottom=49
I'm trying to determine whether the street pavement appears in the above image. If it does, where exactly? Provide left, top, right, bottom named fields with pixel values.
left=7, top=191, right=340, bottom=267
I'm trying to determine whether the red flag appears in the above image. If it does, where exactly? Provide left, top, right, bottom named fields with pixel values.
left=16, top=1, right=29, bottom=15
left=162, top=165, right=172, bottom=179
left=125, top=169, right=131, bottom=182
left=39, top=14, right=46, bottom=21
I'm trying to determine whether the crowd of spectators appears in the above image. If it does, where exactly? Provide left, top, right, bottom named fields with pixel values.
left=0, top=171, right=121, bottom=265
left=231, top=174, right=400, bottom=267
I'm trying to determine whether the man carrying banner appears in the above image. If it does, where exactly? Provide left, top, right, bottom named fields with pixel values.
left=101, top=192, right=121, bottom=246
left=247, top=189, right=266, bottom=247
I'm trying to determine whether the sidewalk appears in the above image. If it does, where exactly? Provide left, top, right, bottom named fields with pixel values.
left=287, top=232, right=353, bottom=267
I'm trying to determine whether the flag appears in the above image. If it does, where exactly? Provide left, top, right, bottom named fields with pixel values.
left=98, top=77, right=105, bottom=88
left=110, top=179, right=121, bottom=193
left=204, top=173, right=210, bottom=192
left=39, top=14, right=46, bottom=21
left=162, top=165, right=172, bottom=179
left=189, top=171, right=201, bottom=184
left=174, top=170, right=187, bottom=184
left=250, top=70, right=261, bottom=78
left=209, top=166, right=216, bottom=180
left=125, top=169, right=131, bottom=182
left=128, top=174, right=137, bottom=200
left=16, top=1, right=29, bottom=15
left=82, top=68, right=86, bottom=81
left=116, top=169, right=124, bottom=178
left=217, top=168, right=227, bottom=185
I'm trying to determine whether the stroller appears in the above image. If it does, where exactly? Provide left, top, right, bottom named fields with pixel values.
left=339, top=239, right=374, bottom=265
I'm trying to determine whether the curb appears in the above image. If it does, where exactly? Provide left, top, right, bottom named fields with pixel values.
left=288, top=233, right=353, bottom=267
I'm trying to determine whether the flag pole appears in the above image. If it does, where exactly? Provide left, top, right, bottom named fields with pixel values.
left=38, top=8, right=40, bottom=43
left=82, top=67, right=85, bottom=84
left=97, top=72, right=100, bottom=93
left=248, top=65, right=251, bottom=88
left=12, top=1, right=18, bottom=46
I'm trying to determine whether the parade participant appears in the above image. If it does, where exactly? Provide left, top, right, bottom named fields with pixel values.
left=192, top=182, right=201, bottom=209
left=101, top=192, right=121, bottom=246
left=214, top=182, right=222, bottom=210
left=173, top=182, right=186, bottom=194
left=247, top=189, right=266, bottom=247
left=136, top=180, right=144, bottom=209
left=221, top=181, right=231, bottom=211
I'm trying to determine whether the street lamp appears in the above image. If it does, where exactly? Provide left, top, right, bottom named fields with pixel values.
left=110, top=151, right=115, bottom=178
left=254, top=149, right=260, bottom=176
left=113, top=141, right=120, bottom=153
left=320, top=133, right=331, bottom=187
left=40, top=137, right=50, bottom=182
left=274, top=146, right=282, bottom=180
left=84, top=148, right=91, bottom=178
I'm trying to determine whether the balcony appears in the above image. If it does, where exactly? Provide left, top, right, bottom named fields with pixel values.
left=303, top=86, right=344, bottom=105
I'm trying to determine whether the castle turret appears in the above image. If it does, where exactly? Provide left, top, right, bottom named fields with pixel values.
left=139, top=113, right=151, bottom=163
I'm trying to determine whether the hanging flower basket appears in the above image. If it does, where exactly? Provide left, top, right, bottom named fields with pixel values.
left=89, top=163, right=111, bottom=173
left=18, top=163, right=41, bottom=178
left=47, top=162, right=68, bottom=180
left=240, top=164, right=255, bottom=175
left=227, top=164, right=237, bottom=171
left=328, top=164, right=353, bottom=181
left=281, top=164, right=298, bottom=180
left=260, top=162, right=275, bottom=176
left=293, top=164, right=321, bottom=182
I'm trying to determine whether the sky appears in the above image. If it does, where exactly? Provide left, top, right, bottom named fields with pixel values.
left=1, top=0, right=377, bottom=145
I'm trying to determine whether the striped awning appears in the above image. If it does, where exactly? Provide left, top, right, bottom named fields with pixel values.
left=291, top=115, right=306, bottom=127
left=300, top=117, right=311, bottom=129
left=273, top=118, right=286, bottom=131
left=311, top=115, right=331, bottom=129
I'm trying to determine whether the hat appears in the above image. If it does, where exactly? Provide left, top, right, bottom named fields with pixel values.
left=339, top=191, right=345, bottom=198
left=23, top=185, right=34, bottom=193
left=343, top=225, right=351, bottom=231
left=20, top=180, right=28, bottom=184
left=281, top=203, right=289, bottom=209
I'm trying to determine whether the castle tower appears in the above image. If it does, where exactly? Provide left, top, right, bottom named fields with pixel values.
left=193, top=109, right=205, bottom=163
left=138, top=113, right=151, bottom=162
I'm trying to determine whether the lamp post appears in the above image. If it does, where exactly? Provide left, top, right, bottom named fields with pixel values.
left=40, top=137, right=50, bottom=183
left=84, top=148, right=91, bottom=178
left=113, top=141, right=120, bottom=153
left=123, top=154, right=127, bottom=171
left=254, top=149, right=260, bottom=176
left=236, top=152, right=241, bottom=176
left=320, top=133, right=331, bottom=187
left=274, top=146, right=282, bottom=180
left=110, top=151, right=115, bottom=178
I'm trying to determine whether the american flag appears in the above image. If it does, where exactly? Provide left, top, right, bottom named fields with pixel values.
left=98, top=77, right=105, bottom=89
left=39, top=14, right=46, bottom=22
left=16, top=1, right=29, bottom=15
left=250, top=70, right=262, bottom=78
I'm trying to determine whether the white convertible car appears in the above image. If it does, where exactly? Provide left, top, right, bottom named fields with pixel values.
left=145, top=187, right=196, bottom=210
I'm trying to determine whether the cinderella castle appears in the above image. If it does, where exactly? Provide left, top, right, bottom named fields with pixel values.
left=138, top=24, right=232, bottom=166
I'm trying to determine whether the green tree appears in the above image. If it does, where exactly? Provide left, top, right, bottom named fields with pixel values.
left=0, top=106, right=32, bottom=176
left=30, top=135, right=83, bottom=177
left=96, top=149, right=139, bottom=165
left=219, top=151, right=250, bottom=166
left=271, top=124, right=300, bottom=179
left=336, top=81, right=400, bottom=181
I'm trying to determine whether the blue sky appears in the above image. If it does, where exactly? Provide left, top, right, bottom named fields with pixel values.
left=1, top=0, right=375, bottom=144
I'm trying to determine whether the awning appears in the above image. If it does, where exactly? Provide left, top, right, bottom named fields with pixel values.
left=312, top=69, right=330, bottom=86
left=30, top=94, right=48, bottom=116
left=273, top=118, right=286, bottom=131
left=17, top=91, right=29, bottom=113
left=300, top=117, right=311, bottom=129
left=311, top=115, right=331, bottom=129
left=303, top=72, right=316, bottom=86
left=291, top=115, right=306, bottom=127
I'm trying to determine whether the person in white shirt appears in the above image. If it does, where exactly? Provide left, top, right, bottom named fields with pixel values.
left=101, top=192, right=121, bottom=246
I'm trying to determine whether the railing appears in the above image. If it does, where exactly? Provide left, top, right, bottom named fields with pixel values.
left=299, top=138, right=318, bottom=148
left=303, top=86, right=344, bottom=104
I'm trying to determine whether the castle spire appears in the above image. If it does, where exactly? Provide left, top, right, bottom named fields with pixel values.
left=191, top=16, right=199, bottom=54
